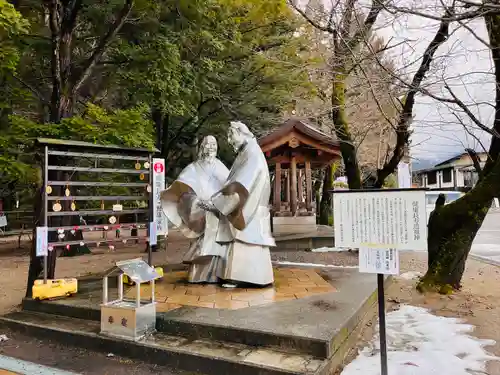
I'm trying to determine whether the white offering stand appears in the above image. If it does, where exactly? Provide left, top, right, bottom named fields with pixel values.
left=100, top=258, right=160, bottom=341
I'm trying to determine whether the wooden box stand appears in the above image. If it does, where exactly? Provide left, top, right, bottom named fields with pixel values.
left=100, top=259, right=159, bottom=341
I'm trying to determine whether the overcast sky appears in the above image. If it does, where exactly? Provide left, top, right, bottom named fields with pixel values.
left=307, top=0, right=496, bottom=165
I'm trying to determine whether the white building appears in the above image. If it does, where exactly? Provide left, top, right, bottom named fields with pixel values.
left=414, top=152, right=488, bottom=190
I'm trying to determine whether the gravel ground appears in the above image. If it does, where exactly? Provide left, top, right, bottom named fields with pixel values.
left=0, top=329, right=196, bottom=375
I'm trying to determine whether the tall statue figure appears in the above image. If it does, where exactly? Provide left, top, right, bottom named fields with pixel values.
left=160, top=136, right=230, bottom=283
left=200, top=121, right=275, bottom=287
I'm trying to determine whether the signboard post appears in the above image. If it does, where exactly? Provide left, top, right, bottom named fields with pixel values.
left=333, top=188, right=427, bottom=375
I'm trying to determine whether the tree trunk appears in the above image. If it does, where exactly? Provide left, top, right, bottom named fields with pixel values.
left=331, top=71, right=362, bottom=190
left=419, top=158, right=500, bottom=292
left=25, top=185, right=43, bottom=298
left=418, top=13, right=500, bottom=292
left=319, top=164, right=333, bottom=225
left=419, top=197, right=491, bottom=292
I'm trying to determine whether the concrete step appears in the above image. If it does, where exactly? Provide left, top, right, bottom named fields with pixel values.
left=0, top=311, right=329, bottom=375
left=22, top=297, right=331, bottom=359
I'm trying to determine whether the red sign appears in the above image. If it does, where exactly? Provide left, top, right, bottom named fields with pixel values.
left=153, top=162, right=164, bottom=173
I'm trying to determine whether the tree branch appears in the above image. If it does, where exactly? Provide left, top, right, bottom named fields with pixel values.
left=465, top=148, right=483, bottom=174
left=344, top=0, right=384, bottom=52
left=376, top=11, right=452, bottom=187
left=287, top=0, right=334, bottom=33
left=60, top=0, right=83, bottom=35
left=44, top=0, right=63, bottom=122
left=12, top=74, right=48, bottom=105
left=444, top=83, right=500, bottom=138
left=71, top=0, right=133, bottom=96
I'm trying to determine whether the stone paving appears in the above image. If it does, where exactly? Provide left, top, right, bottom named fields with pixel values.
left=124, top=268, right=336, bottom=311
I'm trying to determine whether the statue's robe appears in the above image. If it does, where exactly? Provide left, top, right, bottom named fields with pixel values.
left=161, top=158, right=230, bottom=283
left=211, top=138, right=275, bottom=286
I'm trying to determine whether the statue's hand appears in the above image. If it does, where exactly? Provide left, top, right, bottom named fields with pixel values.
left=197, top=199, right=218, bottom=213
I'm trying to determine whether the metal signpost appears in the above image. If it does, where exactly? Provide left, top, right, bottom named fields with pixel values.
left=333, top=188, right=427, bottom=375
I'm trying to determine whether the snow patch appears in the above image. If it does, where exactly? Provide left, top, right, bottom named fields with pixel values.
left=341, top=305, right=498, bottom=375
left=398, top=271, right=423, bottom=280
left=311, top=247, right=351, bottom=253
left=272, top=261, right=358, bottom=269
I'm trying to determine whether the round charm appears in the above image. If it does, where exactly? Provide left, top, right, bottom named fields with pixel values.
left=143, top=162, right=150, bottom=169
left=79, top=241, right=85, bottom=246
left=139, top=173, right=145, bottom=181
left=146, top=184, right=151, bottom=193
left=65, top=188, right=70, bottom=197
left=53, top=203, right=62, bottom=212
left=70, top=202, right=76, bottom=211
left=46, top=186, right=52, bottom=194
left=109, top=216, right=117, bottom=224
left=135, top=162, right=141, bottom=170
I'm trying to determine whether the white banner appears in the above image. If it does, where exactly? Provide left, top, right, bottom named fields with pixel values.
left=333, top=189, right=427, bottom=251
left=0, top=214, right=7, bottom=227
left=36, top=226, right=48, bottom=257
left=149, top=221, right=157, bottom=246
left=359, top=248, right=399, bottom=275
left=397, top=162, right=411, bottom=188
left=152, top=158, right=167, bottom=236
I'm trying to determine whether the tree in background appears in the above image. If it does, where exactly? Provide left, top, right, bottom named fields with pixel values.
left=290, top=3, right=402, bottom=223
left=0, top=0, right=312, bottom=294
left=405, top=3, right=500, bottom=292
left=288, top=0, right=451, bottom=225
left=111, top=0, right=312, bottom=177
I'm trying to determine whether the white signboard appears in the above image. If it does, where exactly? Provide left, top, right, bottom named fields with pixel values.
left=152, top=158, right=167, bottom=236
left=0, top=214, right=7, bottom=227
left=397, top=162, right=411, bottom=188
left=112, top=204, right=123, bottom=212
left=36, top=226, right=48, bottom=257
left=359, top=248, right=399, bottom=275
left=333, top=189, right=427, bottom=251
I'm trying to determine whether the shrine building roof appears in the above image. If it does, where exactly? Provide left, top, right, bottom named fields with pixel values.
left=258, top=118, right=340, bottom=154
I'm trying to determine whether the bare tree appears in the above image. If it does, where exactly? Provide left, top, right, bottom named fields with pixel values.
left=296, top=0, right=500, bottom=290
left=397, top=2, right=500, bottom=291
left=288, top=0, right=451, bottom=225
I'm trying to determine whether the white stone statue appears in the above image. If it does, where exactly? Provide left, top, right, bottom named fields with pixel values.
left=199, top=121, right=275, bottom=287
left=160, top=136, right=230, bottom=283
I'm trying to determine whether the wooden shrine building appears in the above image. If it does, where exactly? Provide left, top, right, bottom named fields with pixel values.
left=259, top=119, right=341, bottom=233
